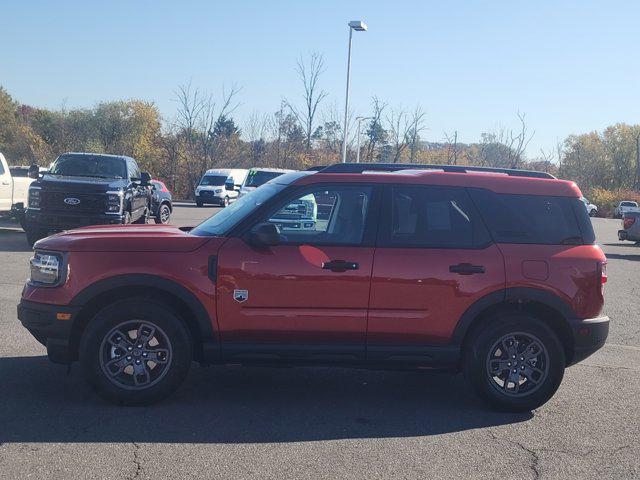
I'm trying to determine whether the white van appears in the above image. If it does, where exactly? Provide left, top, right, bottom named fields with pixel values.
left=236, top=167, right=295, bottom=198
left=195, top=168, right=248, bottom=207
left=0, top=152, right=36, bottom=225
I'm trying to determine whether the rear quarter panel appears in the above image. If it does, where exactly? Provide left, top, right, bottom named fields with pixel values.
left=499, top=243, right=606, bottom=319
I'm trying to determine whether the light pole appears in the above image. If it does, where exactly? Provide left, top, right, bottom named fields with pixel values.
left=341, top=20, right=367, bottom=163
left=355, top=116, right=371, bottom=163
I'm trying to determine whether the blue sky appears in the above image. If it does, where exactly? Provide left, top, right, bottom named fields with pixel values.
left=2, top=0, right=639, bottom=157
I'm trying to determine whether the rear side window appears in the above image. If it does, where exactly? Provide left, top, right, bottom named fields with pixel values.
left=469, top=189, right=594, bottom=245
left=380, top=186, right=491, bottom=249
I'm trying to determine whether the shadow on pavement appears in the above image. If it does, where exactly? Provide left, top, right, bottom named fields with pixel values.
left=0, top=230, right=30, bottom=252
left=0, top=356, right=532, bottom=444
left=603, top=243, right=640, bottom=248
left=605, top=253, right=640, bottom=262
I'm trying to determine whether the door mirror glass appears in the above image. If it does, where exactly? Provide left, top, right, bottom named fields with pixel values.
left=140, top=172, right=151, bottom=185
left=250, top=222, right=282, bottom=247
left=28, top=164, right=40, bottom=179
left=225, top=178, right=235, bottom=191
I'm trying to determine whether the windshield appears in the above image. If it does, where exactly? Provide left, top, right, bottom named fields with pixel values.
left=190, top=183, right=286, bottom=236
left=49, top=154, right=126, bottom=178
left=621, top=201, right=637, bottom=207
left=245, top=170, right=285, bottom=187
left=199, top=175, right=228, bottom=186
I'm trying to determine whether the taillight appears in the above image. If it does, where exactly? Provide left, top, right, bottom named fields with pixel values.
left=623, top=216, right=636, bottom=229
left=599, top=261, right=607, bottom=289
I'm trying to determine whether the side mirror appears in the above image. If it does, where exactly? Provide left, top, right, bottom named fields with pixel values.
left=140, top=172, right=151, bottom=185
left=225, top=179, right=235, bottom=191
left=28, top=164, right=39, bottom=179
left=250, top=222, right=281, bottom=247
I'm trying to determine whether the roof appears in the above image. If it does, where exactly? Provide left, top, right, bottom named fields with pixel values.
left=60, top=152, right=133, bottom=161
left=297, top=163, right=581, bottom=197
left=249, top=167, right=295, bottom=173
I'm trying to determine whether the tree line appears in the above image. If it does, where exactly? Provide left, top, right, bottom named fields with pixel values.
left=1, top=53, right=639, bottom=203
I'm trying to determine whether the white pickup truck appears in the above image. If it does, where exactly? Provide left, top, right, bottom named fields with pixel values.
left=0, top=152, right=34, bottom=225
left=614, top=200, right=640, bottom=219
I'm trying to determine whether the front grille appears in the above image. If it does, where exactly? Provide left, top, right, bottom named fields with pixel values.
left=41, top=191, right=108, bottom=213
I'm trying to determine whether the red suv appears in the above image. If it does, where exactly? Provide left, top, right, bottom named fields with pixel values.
left=18, top=164, right=609, bottom=411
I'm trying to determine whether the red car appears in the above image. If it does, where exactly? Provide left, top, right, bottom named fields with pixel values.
left=18, top=163, right=609, bottom=411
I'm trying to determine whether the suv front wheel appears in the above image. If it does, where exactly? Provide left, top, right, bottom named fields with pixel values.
left=463, top=312, right=565, bottom=412
left=79, top=299, right=192, bottom=405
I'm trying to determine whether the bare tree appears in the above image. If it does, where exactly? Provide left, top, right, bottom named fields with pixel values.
left=364, top=97, right=387, bottom=162
left=405, top=107, right=426, bottom=163
left=285, top=52, right=328, bottom=151
left=444, top=130, right=459, bottom=165
left=506, top=111, right=535, bottom=168
left=387, top=107, right=408, bottom=163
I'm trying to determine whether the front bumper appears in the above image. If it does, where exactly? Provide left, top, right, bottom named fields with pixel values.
left=26, top=209, right=123, bottom=231
left=17, top=299, right=80, bottom=364
left=196, top=191, right=226, bottom=204
left=568, top=315, right=609, bottom=365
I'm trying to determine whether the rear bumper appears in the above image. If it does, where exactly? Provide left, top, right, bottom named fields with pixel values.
left=26, top=209, right=123, bottom=231
left=618, top=229, right=640, bottom=241
left=17, top=299, right=80, bottom=364
left=568, top=315, right=609, bottom=365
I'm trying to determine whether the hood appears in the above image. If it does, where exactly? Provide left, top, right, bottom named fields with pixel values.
left=35, top=224, right=211, bottom=253
left=38, top=174, right=127, bottom=193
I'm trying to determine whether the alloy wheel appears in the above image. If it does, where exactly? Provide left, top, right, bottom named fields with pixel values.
left=485, top=332, right=549, bottom=397
left=99, top=320, right=172, bottom=390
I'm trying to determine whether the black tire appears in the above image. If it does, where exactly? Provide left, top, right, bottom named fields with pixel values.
left=155, top=204, right=171, bottom=224
left=589, top=209, right=597, bottom=217
left=79, top=299, right=192, bottom=405
left=222, top=196, right=230, bottom=207
left=25, top=227, right=48, bottom=248
left=462, top=312, right=565, bottom=412
left=196, top=200, right=204, bottom=208
left=122, top=211, right=131, bottom=224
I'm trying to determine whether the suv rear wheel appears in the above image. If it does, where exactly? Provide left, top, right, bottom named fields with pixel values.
left=463, top=312, right=565, bottom=412
left=79, top=299, right=192, bottom=405
left=155, top=203, right=171, bottom=224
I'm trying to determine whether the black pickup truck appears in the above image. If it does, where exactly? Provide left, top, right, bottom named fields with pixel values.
left=25, top=153, right=152, bottom=246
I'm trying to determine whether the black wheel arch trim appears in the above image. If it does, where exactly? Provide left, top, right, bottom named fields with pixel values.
left=451, top=287, right=578, bottom=345
left=70, top=274, right=218, bottom=345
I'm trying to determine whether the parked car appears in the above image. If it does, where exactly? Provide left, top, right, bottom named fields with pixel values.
left=581, top=197, right=598, bottom=217
left=618, top=211, right=640, bottom=243
left=613, top=200, right=639, bottom=218
left=0, top=152, right=36, bottom=227
left=24, top=152, right=152, bottom=247
left=236, top=167, right=294, bottom=198
left=150, top=180, right=172, bottom=224
left=18, top=163, right=608, bottom=412
left=195, top=169, right=247, bottom=207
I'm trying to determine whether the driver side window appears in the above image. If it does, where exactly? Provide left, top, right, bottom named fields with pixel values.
left=262, top=186, right=372, bottom=245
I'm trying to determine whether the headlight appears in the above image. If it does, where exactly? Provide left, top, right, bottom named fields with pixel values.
left=215, top=188, right=222, bottom=194
left=28, top=188, right=41, bottom=209
left=29, top=252, right=63, bottom=286
left=106, top=191, right=123, bottom=214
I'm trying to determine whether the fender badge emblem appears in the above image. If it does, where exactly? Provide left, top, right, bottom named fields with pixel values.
left=233, top=289, right=248, bottom=303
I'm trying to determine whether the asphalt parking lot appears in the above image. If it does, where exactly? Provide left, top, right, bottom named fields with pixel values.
left=0, top=209, right=638, bottom=479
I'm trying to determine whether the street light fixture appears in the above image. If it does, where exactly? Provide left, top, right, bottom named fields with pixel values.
left=355, top=116, right=372, bottom=163
left=341, top=20, right=368, bottom=163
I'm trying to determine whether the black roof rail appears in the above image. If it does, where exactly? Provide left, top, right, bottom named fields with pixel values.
left=317, top=163, right=556, bottom=179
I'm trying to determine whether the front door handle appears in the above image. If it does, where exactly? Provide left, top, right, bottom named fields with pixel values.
left=449, top=263, right=485, bottom=275
left=322, top=260, right=359, bottom=272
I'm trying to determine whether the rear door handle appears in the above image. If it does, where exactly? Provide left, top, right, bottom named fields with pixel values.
left=449, top=263, right=485, bottom=275
left=322, top=260, right=359, bottom=272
